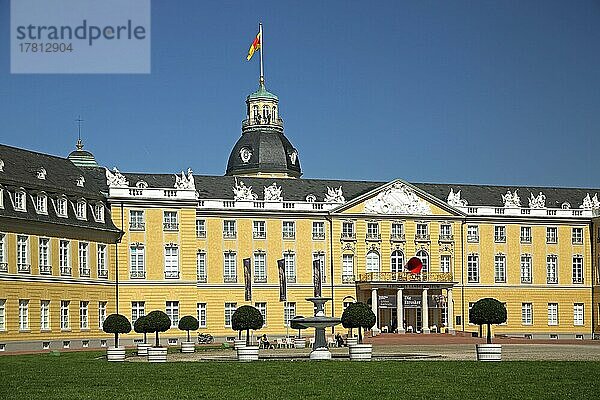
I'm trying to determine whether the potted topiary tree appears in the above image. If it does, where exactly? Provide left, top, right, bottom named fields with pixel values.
left=469, top=297, right=507, bottom=361
left=231, top=305, right=264, bottom=361
left=102, top=313, right=131, bottom=362
left=145, top=310, right=171, bottom=362
left=290, top=316, right=307, bottom=348
left=178, top=315, right=199, bottom=353
left=134, top=315, right=152, bottom=356
left=341, top=302, right=376, bottom=361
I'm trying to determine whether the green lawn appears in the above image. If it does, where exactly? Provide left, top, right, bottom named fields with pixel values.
left=0, top=351, right=598, bottom=400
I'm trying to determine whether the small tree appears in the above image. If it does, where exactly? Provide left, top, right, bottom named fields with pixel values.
left=134, top=315, right=151, bottom=344
left=231, top=305, right=264, bottom=345
left=290, top=316, right=306, bottom=338
left=145, top=310, right=171, bottom=347
left=341, top=302, right=375, bottom=344
left=469, top=298, right=507, bottom=344
left=178, top=315, right=199, bottom=342
left=103, top=314, right=131, bottom=348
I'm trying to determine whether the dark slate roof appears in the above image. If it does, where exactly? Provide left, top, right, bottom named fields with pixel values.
left=414, top=182, right=600, bottom=209
left=226, top=130, right=301, bottom=177
left=0, top=144, right=120, bottom=233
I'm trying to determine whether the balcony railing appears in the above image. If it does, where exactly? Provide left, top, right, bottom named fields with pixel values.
left=224, top=276, right=237, bottom=283
left=283, top=232, right=296, bottom=240
left=18, top=263, right=31, bottom=273
left=415, top=234, right=430, bottom=241
left=341, top=232, right=356, bottom=241
left=438, top=234, right=454, bottom=242
left=39, top=265, right=52, bottom=275
left=129, top=222, right=145, bottom=231
left=223, top=231, right=237, bottom=239
left=242, top=117, right=284, bottom=133
left=197, top=275, right=207, bottom=283
left=357, top=271, right=453, bottom=283
left=164, top=270, right=180, bottom=279
left=342, top=274, right=355, bottom=284
left=546, top=236, right=557, bottom=244
left=79, top=268, right=90, bottom=277
left=196, top=230, right=207, bottom=239
left=0, top=262, right=7, bottom=272
left=253, top=232, right=266, bottom=239
left=366, top=233, right=381, bottom=241
left=130, top=270, right=146, bottom=279
left=163, top=222, right=179, bottom=231
left=520, top=236, right=532, bottom=244
left=286, top=276, right=296, bottom=283
left=521, top=276, right=532, bottom=284
left=98, top=269, right=109, bottom=279
left=60, top=266, right=72, bottom=276
left=572, top=238, right=583, bottom=245
left=254, top=276, right=267, bottom=283
left=390, top=233, right=405, bottom=241
left=312, top=232, right=325, bottom=240
left=467, top=235, right=479, bottom=243
left=573, top=278, right=584, bottom=284
left=547, top=277, right=558, bottom=284
left=494, top=235, right=506, bottom=243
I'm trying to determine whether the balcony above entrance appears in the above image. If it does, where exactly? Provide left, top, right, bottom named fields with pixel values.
left=356, top=272, right=453, bottom=283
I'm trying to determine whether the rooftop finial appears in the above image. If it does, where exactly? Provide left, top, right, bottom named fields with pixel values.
left=75, top=115, right=84, bottom=150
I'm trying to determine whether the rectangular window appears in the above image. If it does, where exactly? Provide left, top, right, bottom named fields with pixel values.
left=391, top=222, right=404, bottom=240
left=252, top=221, right=266, bottom=239
left=416, top=223, right=428, bottom=239
left=130, top=245, right=145, bottom=278
left=282, top=221, right=295, bottom=239
left=254, top=252, right=267, bottom=283
left=494, top=254, right=506, bottom=283
left=131, top=301, right=145, bottom=324
left=572, top=256, right=584, bottom=284
left=94, top=204, right=104, bottom=222
left=342, top=222, right=355, bottom=239
left=439, top=224, right=452, bottom=242
left=440, top=255, right=451, bottom=274
left=547, top=255, right=558, bottom=284
left=97, top=244, right=107, bottom=278
left=76, top=201, right=86, bottom=219
left=313, top=252, right=326, bottom=283
left=520, top=254, right=532, bottom=284
left=164, top=246, right=179, bottom=278
left=467, top=254, right=479, bottom=283
left=197, top=303, right=207, bottom=328
left=574, top=303, right=584, bottom=326
left=14, top=191, right=26, bottom=211
left=166, top=301, right=179, bottom=328
left=367, top=222, right=380, bottom=240
left=522, top=303, right=533, bottom=325
left=223, top=220, right=236, bottom=238
left=40, top=300, right=50, bottom=330
left=78, top=242, right=89, bottom=277
left=284, top=302, right=296, bottom=327
left=80, top=301, right=89, bottom=329
left=284, top=253, right=296, bottom=283
left=224, top=302, right=237, bottom=327
left=59, top=240, right=71, bottom=275
left=546, top=227, right=558, bottom=243
left=39, top=238, right=50, bottom=274
left=56, top=198, right=67, bottom=217
left=312, top=221, right=325, bottom=240
left=163, top=211, right=178, bottom=231
left=98, top=302, right=107, bottom=329
left=224, top=252, right=237, bottom=282
left=548, top=303, right=558, bottom=326
left=467, top=225, right=479, bottom=242
left=255, top=302, right=267, bottom=326
left=60, top=300, right=70, bottom=330
left=494, top=226, right=506, bottom=243
left=130, top=210, right=145, bottom=230
left=196, top=219, right=206, bottom=238
left=0, top=299, right=5, bottom=330
left=19, top=299, right=29, bottom=330
left=342, top=254, right=354, bottom=283
left=197, top=251, right=207, bottom=282
left=572, top=227, right=583, bottom=244
left=36, top=194, right=47, bottom=214
left=520, top=226, right=531, bottom=243
left=17, top=235, right=29, bottom=272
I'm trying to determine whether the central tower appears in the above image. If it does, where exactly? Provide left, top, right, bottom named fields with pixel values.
left=225, top=82, right=302, bottom=178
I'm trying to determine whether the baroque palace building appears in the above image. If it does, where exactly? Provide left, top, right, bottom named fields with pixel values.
left=1, top=81, right=600, bottom=351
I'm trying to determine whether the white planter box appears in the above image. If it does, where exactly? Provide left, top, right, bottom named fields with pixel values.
left=137, top=343, right=151, bottom=356
left=181, top=341, right=195, bottom=353
left=294, top=338, right=306, bottom=349
left=147, top=347, right=168, bottom=363
left=476, top=344, right=502, bottom=361
left=349, top=343, right=372, bottom=361
left=237, top=345, right=259, bottom=362
left=346, top=337, right=358, bottom=346
left=107, top=346, right=125, bottom=362
left=234, top=339, right=246, bottom=349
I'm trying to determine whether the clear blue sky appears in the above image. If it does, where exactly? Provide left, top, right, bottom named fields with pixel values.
left=1, top=0, right=599, bottom=187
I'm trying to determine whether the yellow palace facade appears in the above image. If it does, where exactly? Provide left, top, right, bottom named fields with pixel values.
left=1, top=81, right=599, bottom=351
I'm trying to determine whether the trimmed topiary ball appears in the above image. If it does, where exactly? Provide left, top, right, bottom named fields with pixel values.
left=102, top=314, right=131, bottom=347
left=133, top=315, right=151, bottom=343
left=145, top=310, right=171, bottom=347
left=341, top=302, right=375, bottom=343
left=232, top=305, right=264, bottom=345
left=178, top=315, right=199, bottom=342
left=469, top=298, right=507, bottom=343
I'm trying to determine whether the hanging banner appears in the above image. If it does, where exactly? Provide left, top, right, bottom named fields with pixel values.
left=277, top=259, right=286, bottom=302
left=313, top=258, right=322, bottom=297
left=243, top=258, right=251, bottom=301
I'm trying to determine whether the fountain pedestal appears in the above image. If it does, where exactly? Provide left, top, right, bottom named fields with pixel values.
left=294, top=297, right=341, bottom=360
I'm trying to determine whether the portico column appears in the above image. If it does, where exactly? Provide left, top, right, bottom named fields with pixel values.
left=422, top=287, right=430, bottom=334
left=371, top=288, right=380, bottom=335
left=396, top=288, right=405, bottom=334
left=447, top=288, right=455, bottom=334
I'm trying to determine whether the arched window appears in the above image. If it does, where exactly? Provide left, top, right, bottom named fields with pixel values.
left=416, top=250, right=429, bottom=273
left=390, top=250, right=404, bottom=273
left=253, top=105, right=259, bottom=122
left=366, top=251, right=380, bottom=273
left=272, top=106, right=277, bottom=120
left=262, top=105, right=271, bottom=123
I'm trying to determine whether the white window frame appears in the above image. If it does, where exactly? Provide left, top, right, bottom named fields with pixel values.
left=467, top=254, right=479, bottom=283
left=130, top=244, right=145, bottom=278
left=312, top=221, right=325, bottom=240
left=36, top=194, right=47, bottom=214
left=59, top=240, right=71, bottom=275
left=546, top=227, right=558, bottom=243
left=0, top=233, right=6, bottom=268
left=60, top=300, right=70, bottom=330
left=520, top=254, right=532, bottom=284
left=342, top=254, right=354, bottom=283
left=494, top=225, right=506, bottom=242
left=548, top=303, right=558, bottom=326
left=17, top=235, right=29, bottom=272
left=197, top=251, right=207, bottom=282
left=254, top=252, right=267, bottom=283
left=80, top=301, right=89, bottom=329
left=130, top=210, right=145, bottom=230
left=197, top=303, right=207, bottom=328
left=56, top=197, right=67, bottom=217
left=98, top=301, right=107, bottom=329
left=572, top=256, right=584, bottom=284
left=440, top=254, right=451, bottom=274
left=131, top=301, right=145, bottom=324
left=224, top=302, right=237, bottom=327
left=572, top=227, right=583, bottom=244
left=40, top=300, right=50, bottom=330
left=39, top=238, right=50, bottom=273
left=390, top=250, right=404, bottom=274
left=255, top=302, right=267, bottom=326
left=78, top=242, right=89, bottom=277
left=223, top=220, right=236, bottom=238
left=164, top=245, right=180, bottom=279
left=97, top=244, right=107, bottom=278
left=94, top=203, right=104, bottom=222
left=14, top=190, right=26, bottom=211
left=163, top=211, right=179, bottom=231
left=547, top=255, right=558, bottom=284
left=467, top=225, right=479, bottom=242
left=76, top=200, right=87, bottom=220
left=494, top=254, right=506, bottom=283
left=19, top=299, right=29, bottom=331
left=365, top=251, right=380, bottom=273
left=416, top=250, right=429, bottom=273
left=0, top=299, right=5, bottom=331
left=574, top=303, right=584, bottom=326
left=196, top=219, right=206, bottom=238
left=521, top=303, right=533, bottom=325
left=252, top=221, right=266, bottom=239
left=284, top=252, right=296, bottom=283
left=284, top=302, right=296, bottom=327
left=313, top=252, right=326, bottom=282
left=282, top=221, right=295, bottom=240
left=224, top=252, right=237, bottom=283
left=520, top=226, right=531, bottom=243
left=166, top=301, right=179, bottom=328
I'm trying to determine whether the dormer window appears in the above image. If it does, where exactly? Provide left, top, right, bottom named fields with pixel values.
left=76, top=200, right=87, bottom=220
left=0, top=187, right=4, bottom=209
left=76, top=176, right=85, bottom=187
left=56, top=196, right=68, bottom=217
left=36, top=194, right=47, bottom=214
left=14, top=190, right=26, bottom=211
left=0, top=158, right=4, bottom=171
left=94, top=203, right=105, bottom=222
left=36, top=168, right=47, bottom=180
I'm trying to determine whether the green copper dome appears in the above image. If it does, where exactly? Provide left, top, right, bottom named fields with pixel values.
left=247, top=82, right=278, bottom=100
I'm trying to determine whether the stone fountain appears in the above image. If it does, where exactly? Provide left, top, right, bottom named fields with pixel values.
left=294, top=297, right=341, bottom=360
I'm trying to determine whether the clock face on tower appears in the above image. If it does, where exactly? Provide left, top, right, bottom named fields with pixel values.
left=240, top=147, right=252, bottom=163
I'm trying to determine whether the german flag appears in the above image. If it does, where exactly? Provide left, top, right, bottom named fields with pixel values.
left=246, top=31, right=261, bottom=61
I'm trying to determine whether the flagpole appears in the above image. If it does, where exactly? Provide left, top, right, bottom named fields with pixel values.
left=259, top=22, right=264, bottom=84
